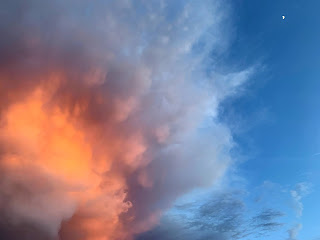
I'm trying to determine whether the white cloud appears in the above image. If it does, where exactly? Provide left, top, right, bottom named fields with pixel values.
left=290, top=182, right=312, bottom=218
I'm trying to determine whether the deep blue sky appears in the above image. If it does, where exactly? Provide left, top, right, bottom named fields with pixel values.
left=219, top=0, right=320, bottom=178
left=220, top=0, right=320, bottom=239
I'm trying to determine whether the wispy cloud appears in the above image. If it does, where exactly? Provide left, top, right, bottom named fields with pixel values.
left=286, top=182, right=312, bottom=240
left=287, top=224, right=303, bottom=240
left=136, top=179, right=316, bottom=240
left=290, top=182, right=312, bottom=218
left=136, top=190, right=285, bottom=240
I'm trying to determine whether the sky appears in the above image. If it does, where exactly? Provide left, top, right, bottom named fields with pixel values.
left=0, top=0, right=319, bottom=240
left=222, top=1, right=320, bottom=239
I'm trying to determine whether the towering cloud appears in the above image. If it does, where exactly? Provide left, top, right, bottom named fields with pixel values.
left=0, top=0, right=252, bottom=239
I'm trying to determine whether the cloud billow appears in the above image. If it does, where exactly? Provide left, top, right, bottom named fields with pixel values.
left=0, top=0, right=252, bottom=239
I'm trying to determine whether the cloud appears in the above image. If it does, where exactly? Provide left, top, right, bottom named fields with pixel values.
left=286, top=182, right=311, bottom=240
left=252, top=181, right=312, bottom=240
left=0, top=0, right=253, bottom=239
left=136, top=190, right=285, bottom=240
left=290, top=182, right=311, bottom=218
left=137, top=179, right=315, bottom=240
left=251, top=209, right=285, bottom=233
left=287, top=224, right=302, bottom=240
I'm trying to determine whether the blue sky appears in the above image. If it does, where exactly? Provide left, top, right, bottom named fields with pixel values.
left=226, top=1, right=320, bottom=239
left=219, top=0, right=320, bottom=239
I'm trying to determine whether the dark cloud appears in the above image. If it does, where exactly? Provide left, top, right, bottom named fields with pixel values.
left=0, top=220, right=53, bottom=240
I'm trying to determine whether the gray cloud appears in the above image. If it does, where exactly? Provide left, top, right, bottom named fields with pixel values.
left=251, top=209, right=285, bottom=233
left=136, top=191, right=285, bottom=240
left=0, top=220, right=53, bottom=240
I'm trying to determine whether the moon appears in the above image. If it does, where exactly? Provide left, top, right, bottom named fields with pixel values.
left=282, top=15, right=285, bottom=20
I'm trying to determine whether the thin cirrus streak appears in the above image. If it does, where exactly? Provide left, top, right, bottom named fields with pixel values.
left=0, top=0, right=253, bottom=240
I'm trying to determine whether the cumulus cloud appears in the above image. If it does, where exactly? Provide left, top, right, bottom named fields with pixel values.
left=0, top=0, right=253, bottom=239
